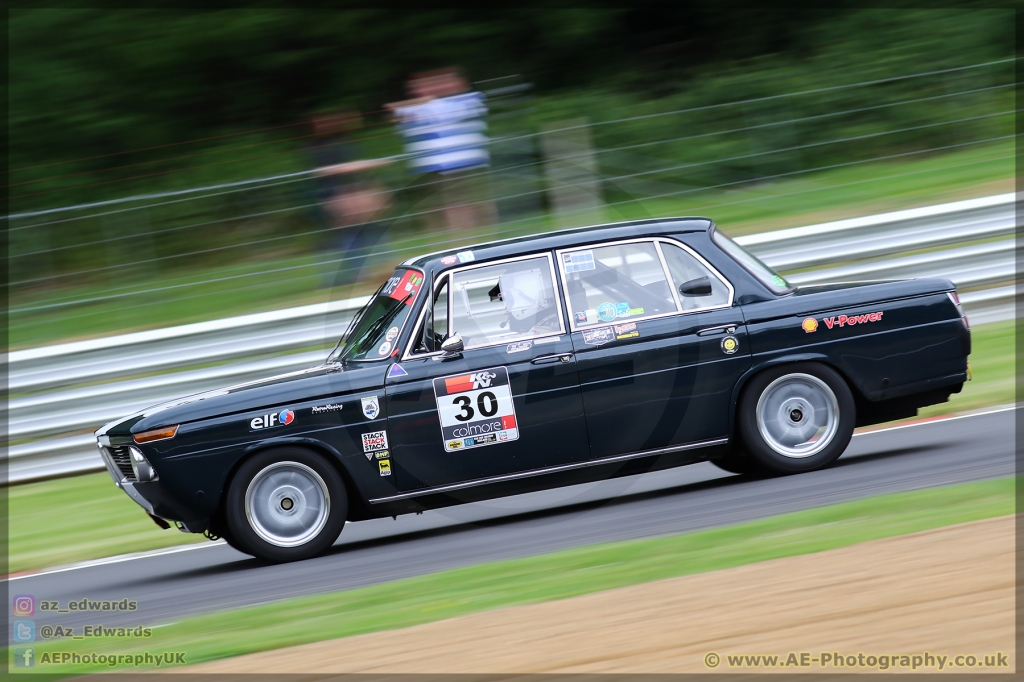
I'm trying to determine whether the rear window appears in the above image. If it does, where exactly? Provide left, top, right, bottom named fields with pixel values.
left=711, top=228, right=793, bottom=294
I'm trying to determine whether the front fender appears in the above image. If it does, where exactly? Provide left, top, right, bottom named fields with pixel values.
left=227, top=435, right=380, bottom=521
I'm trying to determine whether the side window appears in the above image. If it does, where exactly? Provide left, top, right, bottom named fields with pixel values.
left=660, top=241, right=732, bottom=311
left=559, top=241, right=677, bottom=328
left=412, top=277, right=450, bottom=355
left=450, top=256, right=562, bottom=349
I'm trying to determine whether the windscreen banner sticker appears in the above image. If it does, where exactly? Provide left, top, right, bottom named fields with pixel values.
left=582, top=327, right=614, bottom=346
left=381, top=270, right=423, bottom=305
left=433, top=367, right=519, bottom=452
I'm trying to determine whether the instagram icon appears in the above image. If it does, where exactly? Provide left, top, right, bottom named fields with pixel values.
left=13, top=595, right=35, bottom=617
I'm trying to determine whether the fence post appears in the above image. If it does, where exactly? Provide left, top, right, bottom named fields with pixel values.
left=540, top=118, right=605, bottom=228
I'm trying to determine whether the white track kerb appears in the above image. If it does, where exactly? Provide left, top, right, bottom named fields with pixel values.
left=6, top=194, right=1014, bottom=483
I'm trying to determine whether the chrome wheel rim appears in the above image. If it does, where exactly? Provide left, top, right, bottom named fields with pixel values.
left=244, top=462, right=330, bottom=547
left=755, top=373, right=839, bottom=459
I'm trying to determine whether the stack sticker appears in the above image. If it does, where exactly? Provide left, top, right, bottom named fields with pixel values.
left=582, top=327, right=614, bottom=346
left=362, top=430, right=389, bottom=460
left=614, top=322, right=639, bottom=340
left=433, top=367, right=519, bottom=452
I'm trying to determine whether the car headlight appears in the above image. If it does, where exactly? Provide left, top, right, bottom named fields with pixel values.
left=128, top=446, right=159, bottom=483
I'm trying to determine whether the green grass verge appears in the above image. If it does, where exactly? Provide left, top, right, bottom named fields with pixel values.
left=11, top=477, right=1015, bottom=676
left=7, top=473, right=203, bottom=575
left=10, top=139, right=1012, bottom=349
left=6, top=319, right=1012, bottom=575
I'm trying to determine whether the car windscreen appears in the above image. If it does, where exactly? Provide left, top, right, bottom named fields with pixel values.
left=332, top=269, right=424, bottom=362
left=711, top=228, right=793, bottom=294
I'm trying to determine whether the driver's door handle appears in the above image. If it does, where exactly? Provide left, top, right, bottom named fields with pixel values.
left=697, top=324, right=740, bottom=336
left=531, top=352, right=574, bottom=365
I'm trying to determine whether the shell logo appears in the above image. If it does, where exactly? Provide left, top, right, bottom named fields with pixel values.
left=801, top=318, right=818, bottom=333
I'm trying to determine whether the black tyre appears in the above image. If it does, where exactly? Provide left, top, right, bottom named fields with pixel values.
left=225, top=447, right=347, bottom=563
left=737, top=363, right=855, bottom=475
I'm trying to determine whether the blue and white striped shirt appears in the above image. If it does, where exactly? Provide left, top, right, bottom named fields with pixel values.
left=394, top=92, right=490, bottom=174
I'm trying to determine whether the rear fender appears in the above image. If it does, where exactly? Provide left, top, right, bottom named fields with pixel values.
left=726, top=352, right=860, bottom=438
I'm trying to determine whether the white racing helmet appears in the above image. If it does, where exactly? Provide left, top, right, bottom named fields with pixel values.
left=498, top=267, right=551, bottom=332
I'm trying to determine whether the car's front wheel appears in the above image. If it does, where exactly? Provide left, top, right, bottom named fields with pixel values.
left=738, top=363, right=855, bottom=474
left=225, top=447, right=347, bottom=563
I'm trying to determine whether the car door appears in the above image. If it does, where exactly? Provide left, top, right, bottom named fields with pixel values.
left=384, top=253, right=591, bottom=492
left=557, top=237, right=751, bottom=459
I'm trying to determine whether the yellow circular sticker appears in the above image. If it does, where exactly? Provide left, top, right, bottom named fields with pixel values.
left=801, top=317, right=818, bottom=333
left=721, top=336, right=738, bottom=354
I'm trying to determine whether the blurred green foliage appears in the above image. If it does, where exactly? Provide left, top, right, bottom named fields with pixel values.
left=9, top=8, right=1013, bottom=316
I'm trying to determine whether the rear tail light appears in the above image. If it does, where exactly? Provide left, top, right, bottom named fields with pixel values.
left=947, top=291, right=969, bottom=330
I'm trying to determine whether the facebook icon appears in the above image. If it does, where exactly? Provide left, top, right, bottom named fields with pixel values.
left=13, top=646, right=35, bottom=668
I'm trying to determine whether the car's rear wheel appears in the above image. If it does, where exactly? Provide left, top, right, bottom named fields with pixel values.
left=225, top=447, right=347, bottom=563
left=738, top=363, right=855, bottom=474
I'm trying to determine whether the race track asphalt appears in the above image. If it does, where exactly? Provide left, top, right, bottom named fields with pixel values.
left=9, top=407, right=1015, bottom=637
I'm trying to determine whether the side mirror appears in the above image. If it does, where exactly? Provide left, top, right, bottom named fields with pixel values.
left=440, top=332, right=464, bottom=357
left=679, top=276, right=713, bottom=297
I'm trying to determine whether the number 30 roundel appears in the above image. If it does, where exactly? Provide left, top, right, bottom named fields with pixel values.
left=432, top=367, right=519, bottom=451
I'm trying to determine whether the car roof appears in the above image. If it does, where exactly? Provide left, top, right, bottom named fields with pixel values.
left=402, top=217, right=713, bottom=270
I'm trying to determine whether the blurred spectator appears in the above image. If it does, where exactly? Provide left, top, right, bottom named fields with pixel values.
left=387, top=68, right=496, bottom=233
left=305, top=110, right=391, bottom=286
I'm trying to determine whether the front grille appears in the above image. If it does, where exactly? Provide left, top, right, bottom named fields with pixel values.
left=108, top=445, right=136, bottom=481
